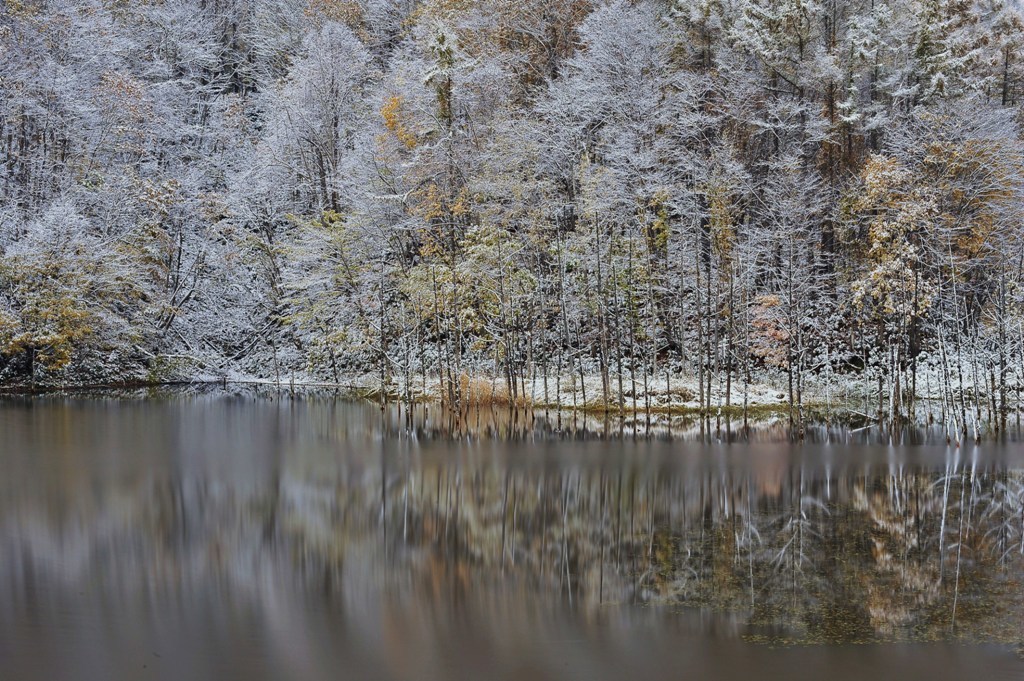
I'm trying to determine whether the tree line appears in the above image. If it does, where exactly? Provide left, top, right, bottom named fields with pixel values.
left=3, top=0, right=1024, bottom=430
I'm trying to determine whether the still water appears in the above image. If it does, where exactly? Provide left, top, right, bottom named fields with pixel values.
left=0, top=390, right=1022, bottom=680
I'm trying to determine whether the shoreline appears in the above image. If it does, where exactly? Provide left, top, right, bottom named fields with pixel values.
left=3, top=376, right=1020, bottom=442
left=0, top=373, right=879, bottom=423
left=2, top=370, right=1016, bottom=423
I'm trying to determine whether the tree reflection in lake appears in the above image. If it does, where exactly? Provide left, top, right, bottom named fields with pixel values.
left=0, top=391, right=1022, bottom=680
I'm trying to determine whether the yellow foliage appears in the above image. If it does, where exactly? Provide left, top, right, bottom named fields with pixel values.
left=848, top=154, right=935, bottom=327
left=103, top=0, right=159, bottom=14
left=412, top=0, right=478, bottom=26
left=956, top=213, right=993, bottom=257
left=304, top=0, right=363, bottom=27
left=96, top=71, right=150, bottom=122
left=6, top=0, right=40, bottom=19
left=646, top=191, right=671, bottom=253
left=704, top=181, right=735, bottom=262
left=0, top=270, right=95, bottom=372
left=854, top=155, right=909, bottom=212
left=416, top=184, right=446, bottom=222
left=0, top=310, right=17, bottom=348
left=413, top=184, right=471, bottom=228
left=138, top=178, right=181, bottom=216
left=381, top=95, right=418, bottom=149
left=450, top=187, right=471, bottom=217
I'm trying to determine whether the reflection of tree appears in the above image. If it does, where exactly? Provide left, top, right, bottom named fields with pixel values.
left=766, top=470, right=825, bottom=584
left=2, top=440, right=1023, bottom=646
left=853, top=469, right=942, bottom=637
left=983, top=472, right=1024, bottom=566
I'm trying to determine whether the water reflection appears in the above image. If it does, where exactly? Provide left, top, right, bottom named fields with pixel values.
left=1, top=391, right=1022, bottom=680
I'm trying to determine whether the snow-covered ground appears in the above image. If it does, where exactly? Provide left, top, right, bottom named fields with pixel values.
left=230, top=371, right=805, bottom=415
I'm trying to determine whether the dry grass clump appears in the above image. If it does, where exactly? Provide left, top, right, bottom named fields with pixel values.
left=456, top=373, right=531, bottom=408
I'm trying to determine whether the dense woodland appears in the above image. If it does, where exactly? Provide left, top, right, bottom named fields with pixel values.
left=4, top=0, right=1024, bottom=427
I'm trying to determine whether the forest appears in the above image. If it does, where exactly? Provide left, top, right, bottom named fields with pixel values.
left=4, top=0, right=1024, bottom=429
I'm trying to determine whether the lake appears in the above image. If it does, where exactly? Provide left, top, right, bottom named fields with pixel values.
left=1, top=389, right=1022, bottom=680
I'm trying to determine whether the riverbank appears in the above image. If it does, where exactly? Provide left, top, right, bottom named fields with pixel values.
left=6, top=369, right=1006, bottom=430
left=0, top=371, right=809, bottom=416
left=5, top=374, right=1023, bottom=442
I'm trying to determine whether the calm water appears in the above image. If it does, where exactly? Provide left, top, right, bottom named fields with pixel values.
left=1, top=390, right=1022, bottom=681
